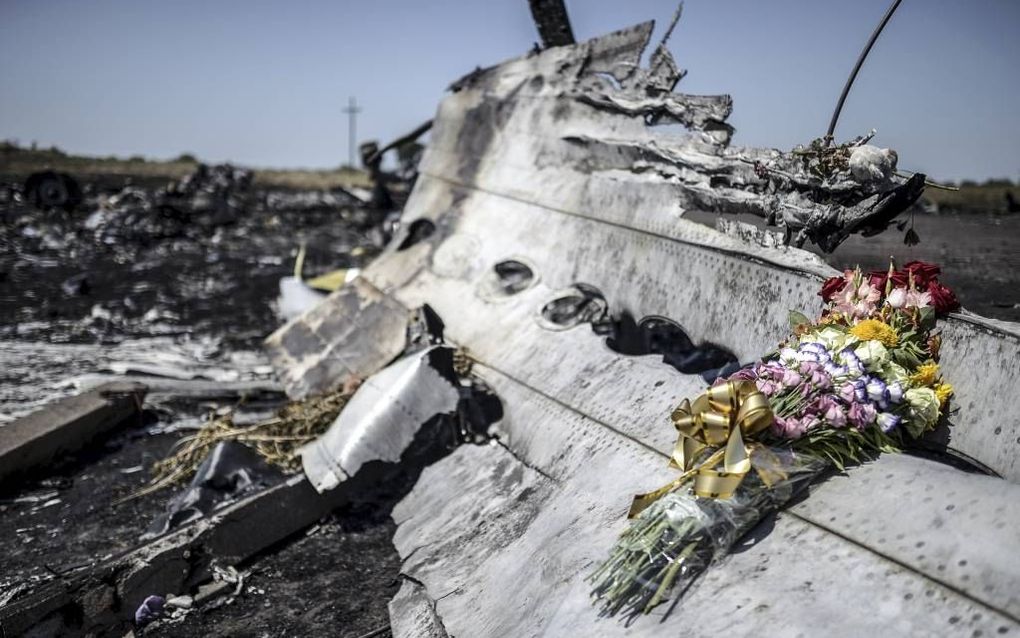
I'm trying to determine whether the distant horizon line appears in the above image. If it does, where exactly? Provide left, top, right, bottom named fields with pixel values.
left=2, top=137, right=1016, bottom=185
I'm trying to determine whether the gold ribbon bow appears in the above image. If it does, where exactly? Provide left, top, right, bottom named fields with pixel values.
left=628, top=380, right=774, bottom=518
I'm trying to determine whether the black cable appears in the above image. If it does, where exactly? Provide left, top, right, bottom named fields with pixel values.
left=825, top=0, right=904, bottom=145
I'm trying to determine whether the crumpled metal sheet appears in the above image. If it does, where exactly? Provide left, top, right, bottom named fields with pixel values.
left=300, top=345, right=460, bottom=492
left=143, top=440, right=284, bottom=539
left=264, top=276, right=410, bottom=399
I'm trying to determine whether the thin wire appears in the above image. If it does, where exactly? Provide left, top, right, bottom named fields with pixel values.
left=825, top=0, right=904, bottom=145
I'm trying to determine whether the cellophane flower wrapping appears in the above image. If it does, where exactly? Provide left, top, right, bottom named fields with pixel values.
left=589, top=448, right=826, bottom=619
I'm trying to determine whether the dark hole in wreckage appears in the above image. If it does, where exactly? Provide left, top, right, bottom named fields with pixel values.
left=396, top=218, right=436, bottom=251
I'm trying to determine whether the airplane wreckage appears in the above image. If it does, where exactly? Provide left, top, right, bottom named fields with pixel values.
left=2, top=10, right=1019, bottom=638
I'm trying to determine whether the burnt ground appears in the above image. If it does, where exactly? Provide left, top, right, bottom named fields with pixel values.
left=0, top=173, right=380, bottom=348
left=0, top=171, right=403, bottom=637
left=0, top=417, right=179, bottom=591
left=145, top=505, right=401, bottom=638
left=2, top=168, right=1019, bottom=636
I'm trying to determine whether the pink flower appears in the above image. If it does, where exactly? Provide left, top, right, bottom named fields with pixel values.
left=799, top=360, right=821, bottom=374
left=756, top=379, right=779, bottom=396
left=815, top=395, right=848, bottom=428
left=772, top=416, right=810, bottom=439
left=780, top=369, right=802, bottom=387
left=799, top=361, right=832, bottom=390
left=857, top=281, right=881, bottom=304
left=848, top=402, right=877, bottom=429
left=904, top=288, right=932, bottom=309
left=762, top=362, right=787, bottom=381
left=838, top=382, right=857, bottom=403
left=729, top=367, right=757, bottom=382
left=771, top=417, right=792, bottom=438
left=832, top=276, right=881, bottom=319
left=801, top=415, right=821, bottom=432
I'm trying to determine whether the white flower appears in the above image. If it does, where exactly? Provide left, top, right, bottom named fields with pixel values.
left=905, top=387, right=940, bottom=429
left=877, top=412, right=901, bottom=432
left=802, top=327, right=858, bottom=353
left=779, top=348, right=799, bottom=365
left=885, top=287, right=907, bottom=309
left=887, top=382, right=904, bottom=404
left=854, top=341, right=889, bottom=371
left=881, top=362, right=910, bottom=386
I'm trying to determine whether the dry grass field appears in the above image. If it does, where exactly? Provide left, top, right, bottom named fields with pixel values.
left=0, top=142, right=371, bottom=190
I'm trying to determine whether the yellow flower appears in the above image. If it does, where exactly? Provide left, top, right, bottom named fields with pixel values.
left=849, top=319, right=899, bottom=348
left=935, top=383, right=953, bottom=407
left=910, top=362, right=939, bottom=387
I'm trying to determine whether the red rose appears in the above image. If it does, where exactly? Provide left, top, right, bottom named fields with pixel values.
left=869, top=269, right=908, bottom=290
left=819, top=276, right=847, bottom=301
left=927, top=281, right=960, bottom=314
left=903, top=261, right=942, bottom=286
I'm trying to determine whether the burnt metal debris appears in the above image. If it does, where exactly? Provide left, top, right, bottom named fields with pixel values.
left=528, top=0, right=576, bottom=48
left=24, top=170, right=82, bottom=212
left=300, top=345, right=461, bottom=492
left=142, top=440, right=285, bottom=539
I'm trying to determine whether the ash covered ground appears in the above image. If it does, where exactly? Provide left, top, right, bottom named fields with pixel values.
left=0, top=166, right=404, bottom=637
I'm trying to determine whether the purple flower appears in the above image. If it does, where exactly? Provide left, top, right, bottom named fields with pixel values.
left=848, top=402, right=877, bottom=429
left=824, top=362, right=849, bottom=380
left=839, top=349, right=865, bottom=376
left=799, top=342, right=828, bottom=355
left=866, top=377, right=889, bottom=408
left=877, top=412, right=901, bottom=432
left=853, top=378, right=868, bottom=402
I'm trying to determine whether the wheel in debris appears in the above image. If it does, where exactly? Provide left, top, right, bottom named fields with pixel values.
left=24, top=170, right=82, bottom=212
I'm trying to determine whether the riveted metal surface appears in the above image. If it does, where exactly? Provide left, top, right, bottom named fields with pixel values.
left=390, top=370, right=1020, bottom=637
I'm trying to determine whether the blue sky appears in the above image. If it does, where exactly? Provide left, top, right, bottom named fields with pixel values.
left=1, top=0, right=1017, bottom=180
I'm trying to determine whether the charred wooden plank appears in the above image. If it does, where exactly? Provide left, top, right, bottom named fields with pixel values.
left=0, top=382, right=147, bottom=486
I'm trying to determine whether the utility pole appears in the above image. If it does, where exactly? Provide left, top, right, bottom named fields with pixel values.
left=342, top=96, right=361, bottom=168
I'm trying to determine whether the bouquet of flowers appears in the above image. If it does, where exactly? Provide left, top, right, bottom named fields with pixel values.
left=589, top=260, right=959, bottom=619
